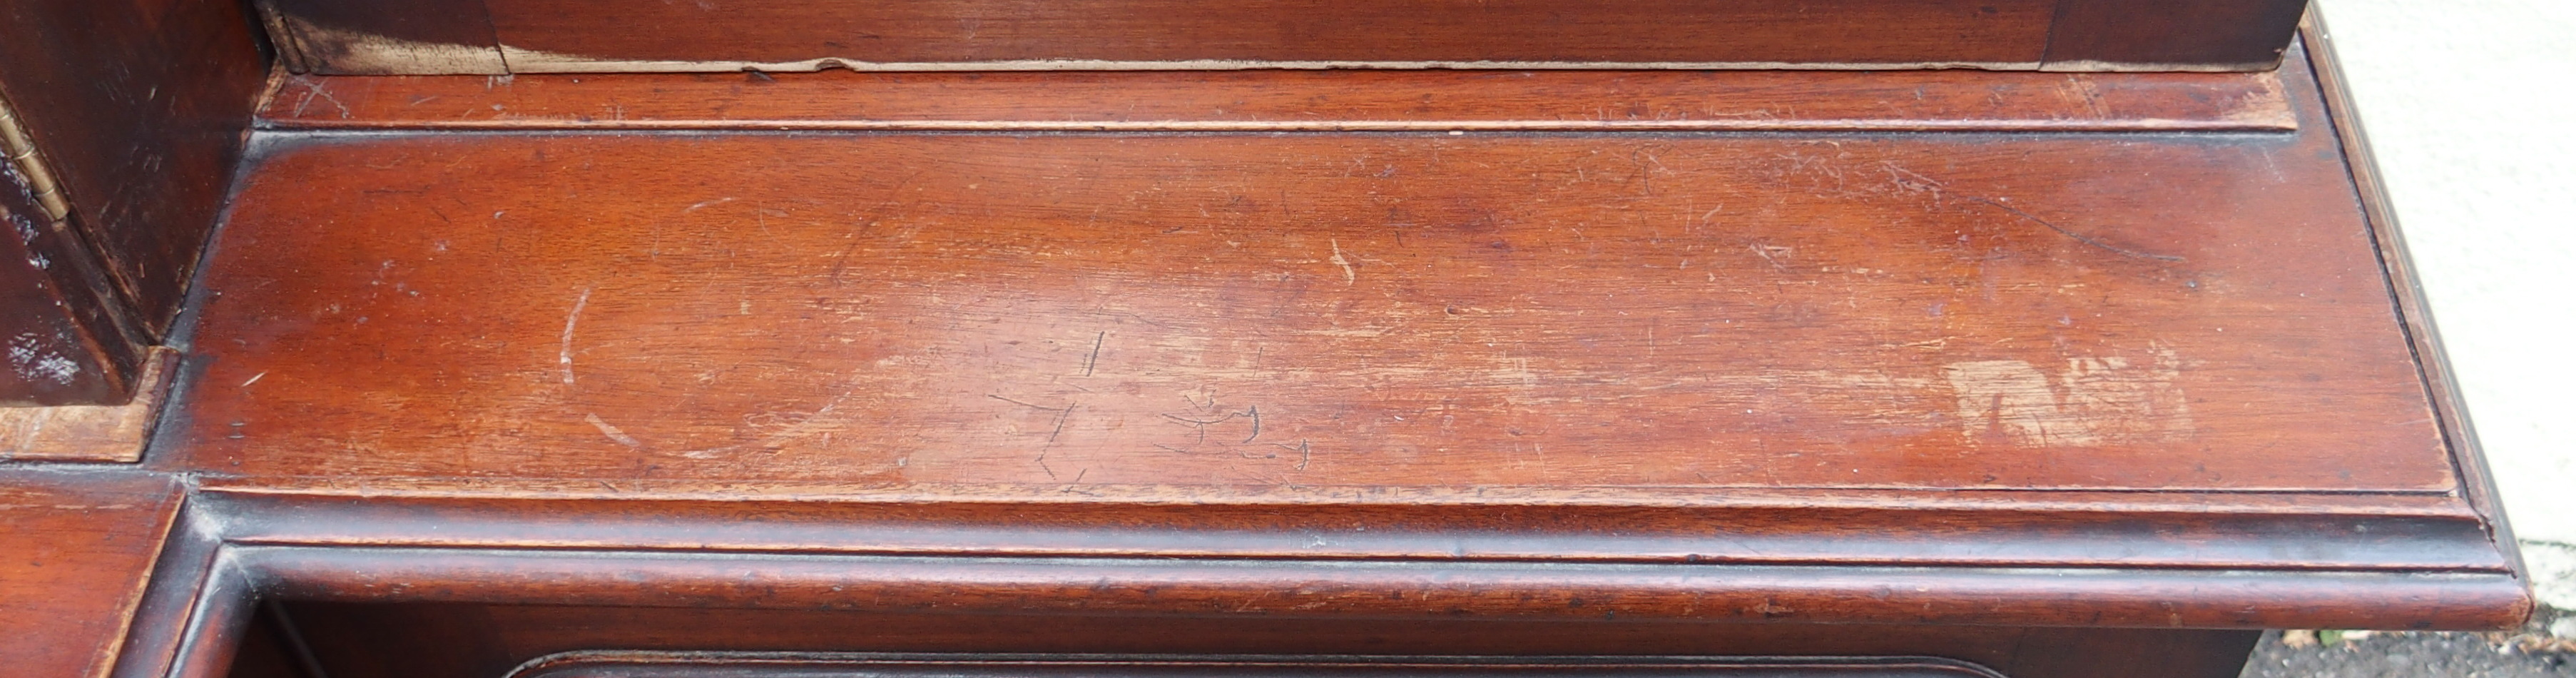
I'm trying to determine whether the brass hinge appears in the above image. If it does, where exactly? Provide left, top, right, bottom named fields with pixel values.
left=0, top=91, right=73, bottom=224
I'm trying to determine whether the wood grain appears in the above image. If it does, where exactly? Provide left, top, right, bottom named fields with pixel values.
left=255, top=69, right=2296, bottom=133
left=188, top=61, right=2446, bottom=494
left=0, top=471, right=182, bottom=678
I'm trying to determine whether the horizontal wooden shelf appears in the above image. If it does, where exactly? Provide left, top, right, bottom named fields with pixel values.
left=95, top=39, right=2518, bottom=647
left=193, top=54, right=2435, bottom=497
left=0, top=1, right=2522, bottom=674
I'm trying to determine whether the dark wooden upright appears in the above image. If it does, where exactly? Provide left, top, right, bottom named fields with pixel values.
left=0, top=4, right=2531, bottom=678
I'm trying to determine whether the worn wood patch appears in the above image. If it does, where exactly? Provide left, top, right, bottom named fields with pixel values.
left=1, top=348, right=175, bottom=461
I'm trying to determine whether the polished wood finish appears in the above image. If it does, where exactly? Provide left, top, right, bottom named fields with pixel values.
left=0, top=471, right=182, bottom=678
left=0, top=0, right=269, bottom=403
left=249, top=0, right=2306, bottom=74
left=0, top=11, right=2532, bottom=678
left=191, top=53, right=2443, bottom=495
left=256, top=69, right=2296, bottom=133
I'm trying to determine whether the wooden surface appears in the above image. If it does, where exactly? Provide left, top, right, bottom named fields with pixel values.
left=250, top=0, right=2303, bottom=74
left=482, top=0, right=2054, bottom=70
left=0, top=24, right=2530, bottom=678
left=0, top=0, right=269, bottom=402
left=190, top=54, right=2445, bottom=495
left=86, top=36, right=2522, bottom=643
left=256, top=69, right=2296, bottom=133
left=0, top=156, right=141, bottom=405
left=3, top=348, right=178, bottom=460
left=194, top=487, right=2510, bottom=572
left=258, top=0, right=506, bottom=74
left=0, top=471, right=182, bottom=678
left=2042, top=0, right=2311, bottom=70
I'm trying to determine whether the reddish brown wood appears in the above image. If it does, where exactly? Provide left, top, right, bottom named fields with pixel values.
left=485, top=0, right=2058, bottom=71
left=0, top=16, right=2528, bottom=678
left=255, top=69, right=2296, bottom=133
left=0, top=471, right=182, bottom=678
left=233, top=544, right=2525, bottom=629
left=188, top=54, right=2446, bottom=495
left=0, top=0, right=268, bottom=340
left=2043, top=0, right=2309, bottom=71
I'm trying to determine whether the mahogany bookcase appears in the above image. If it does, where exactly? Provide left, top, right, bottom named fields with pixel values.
left=0, top=2, right=2527, bottom=678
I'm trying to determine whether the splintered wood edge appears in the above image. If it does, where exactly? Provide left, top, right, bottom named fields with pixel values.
left=0, top=347, right=178, bottom=462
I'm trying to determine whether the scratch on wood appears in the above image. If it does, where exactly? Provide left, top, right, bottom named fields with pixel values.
left=559, top=287, right=592, bottom=385
left=1962, top=196, right=2185, bottom=262
left=1944, top=347, right=2192, bottom=446
left=1048, top=404, right=1073, bottom=442
left=988, top=394, right=1070, bottom=413
left=584, top=413, right=643, bottom=447
left=1328, top=238, right=1357, bottom=284
left=1084, top=331, right=1104, bottom=376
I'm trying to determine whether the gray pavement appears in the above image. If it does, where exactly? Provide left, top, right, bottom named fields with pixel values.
left=2241, top=628, right=2576, bottom=678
